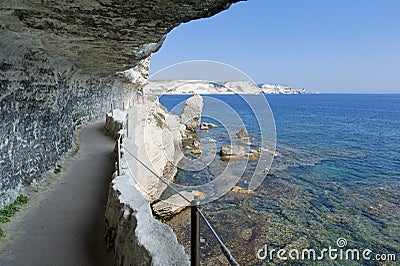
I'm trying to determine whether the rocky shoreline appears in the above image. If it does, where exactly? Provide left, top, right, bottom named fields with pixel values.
left=104, top=92, right=277, bottom=264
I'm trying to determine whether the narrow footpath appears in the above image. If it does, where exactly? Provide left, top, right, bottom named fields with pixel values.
left=0, top=121, right=114, bottom=266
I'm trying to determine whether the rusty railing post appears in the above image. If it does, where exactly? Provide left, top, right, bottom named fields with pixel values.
left=191, top=199, right=200, bottom=266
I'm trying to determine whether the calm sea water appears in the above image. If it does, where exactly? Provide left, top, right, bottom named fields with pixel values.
left=160, top=94, right=400, bottom=265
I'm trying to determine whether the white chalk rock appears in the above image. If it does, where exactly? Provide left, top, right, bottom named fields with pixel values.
left=180, top=94, right=203, bottom=132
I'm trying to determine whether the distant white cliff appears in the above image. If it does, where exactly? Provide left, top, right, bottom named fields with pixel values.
left=144, top=80, right=318, bottom=95
left=259, top=83, right=319, bottom=94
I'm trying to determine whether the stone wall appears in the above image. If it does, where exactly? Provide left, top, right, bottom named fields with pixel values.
left=0, top=52, right=136, bottom=207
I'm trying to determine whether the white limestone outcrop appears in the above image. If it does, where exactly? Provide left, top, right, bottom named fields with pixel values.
left=180, top=94, right=203, bottom=132
left=105, top=102, right=189, bottom=265
left=125, top=97, right=184, bottom=202
left=116, top=57, right=151, bottom=87
left=105, top=174, right=189, bottom=265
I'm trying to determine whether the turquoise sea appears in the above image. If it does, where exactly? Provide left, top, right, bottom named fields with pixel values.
left=160, top=94, right=400, bottom=265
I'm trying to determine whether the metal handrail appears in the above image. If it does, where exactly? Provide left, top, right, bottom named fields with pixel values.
left=116, top=135, right=122, bottom=176
left=198, top=208, right=240, bottom=266
left=121, top=141, right=239, bottom=266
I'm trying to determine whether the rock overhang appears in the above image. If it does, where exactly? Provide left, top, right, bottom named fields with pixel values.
left=1, top=0, right=243, bottom=77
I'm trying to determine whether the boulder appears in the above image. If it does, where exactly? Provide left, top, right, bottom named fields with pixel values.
left=231, top=186, right=256, bottom=195
left=236, top=127, right=251, bottom=140
left=180, top=94, right=203, bottom=132
left=220, top=145, right=246, bottom=161
left=152, top=191, right=205, bottom=218
left=200, top=122, right=217, bottom=130
left=191, top=149, right=202, bottom=155
left=246, top=153, right=256, bottom=160
left=193, top=140, right=200, bottom=148
left=249, top=149, right=261, bottom=156
left=200, top=124, right=209, bottom=130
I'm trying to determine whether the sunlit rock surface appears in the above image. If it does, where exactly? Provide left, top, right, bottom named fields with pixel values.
left=105, top=174, right=189, bottom=265
left=180, top=94, right=204, bottom=132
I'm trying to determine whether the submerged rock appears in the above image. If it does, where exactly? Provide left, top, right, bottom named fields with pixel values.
left=180, top=94, right=203, bottom=132
left=231, top=186, right=256, bottom=195
left=220, top=145, right=246, bottom=161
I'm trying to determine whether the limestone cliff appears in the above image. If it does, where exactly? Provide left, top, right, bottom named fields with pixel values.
left=104, top=100, right=189, bottom=265
left=124, top=96, right=184, bottom=203
left=180, top=93, right=204, bottom=132
left=0, top=0, right=242, bottom=207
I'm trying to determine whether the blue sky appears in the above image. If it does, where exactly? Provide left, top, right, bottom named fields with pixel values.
left=150, top=0, right=400, bottom=93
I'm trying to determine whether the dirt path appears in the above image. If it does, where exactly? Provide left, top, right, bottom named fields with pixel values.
left=0, top=121, right=114, bottom=266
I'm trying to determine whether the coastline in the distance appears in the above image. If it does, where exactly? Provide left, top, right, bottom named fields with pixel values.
left=145, top=80, right=320, bottom=95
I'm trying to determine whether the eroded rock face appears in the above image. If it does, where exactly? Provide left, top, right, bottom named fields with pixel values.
left=0, top=0, right=241, bottom=207
left=1, top=1, right=242, bottom=76
left=105, top=174, right=189, bottom=265
left=180, top=94, right=204, bottom=132
left=125, top=97, right=184, bottom=203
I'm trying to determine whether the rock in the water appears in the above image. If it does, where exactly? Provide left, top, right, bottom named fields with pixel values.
left=231, top=186, right=256, bottom=195
left=236, top=127, right=251, bottom=140
left=191, top=149, right=202, bottom=155
left=180, top=94, right=203, bottom=132
left=220, top=145, right=246, bottom=161
left=193, top=140, right=200, bottom=148
left=246, top=153, right=256, bottom=160
left=249, top=149, right=261, bottom=156
left=247, top=148, right=261, bottom=160
left=152, top=191, right=205, bottom=218
left=200, top=122, right=217, bottom=130
left=208, top=138, right=217, bottom=143
left=200, top=124, right=209, bottom=130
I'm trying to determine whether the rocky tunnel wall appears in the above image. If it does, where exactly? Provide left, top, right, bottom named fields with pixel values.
left=0, top=51, right=135, bottom=206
